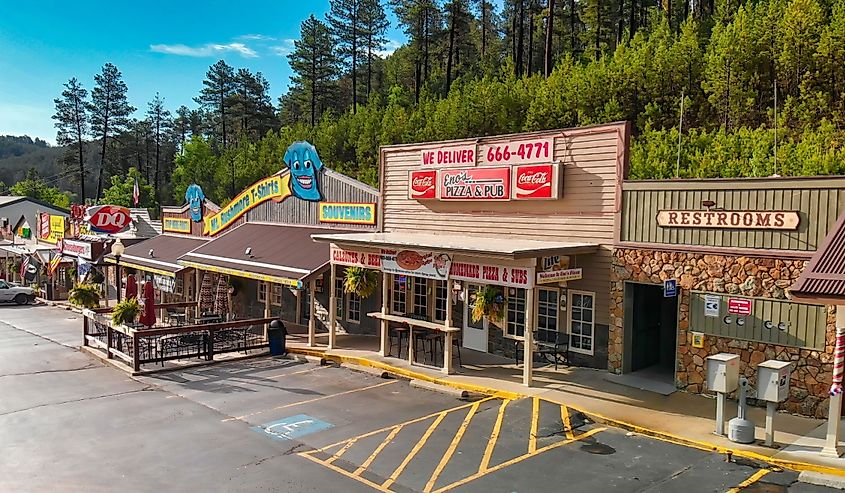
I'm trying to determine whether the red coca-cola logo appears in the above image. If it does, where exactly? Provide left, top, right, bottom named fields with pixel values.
left=413, top=175, right=433, bottom=188
left=517, top=171, right=549, bottom=185
left=409, top=170, right=437, bottom=199
left=514, top=164, right=556, bottom=199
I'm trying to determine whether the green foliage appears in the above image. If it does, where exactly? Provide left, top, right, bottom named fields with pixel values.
left=101, top=167, right=156, bottom=209
left=343, top=266, right=379, bottom=298
left=8, top=169, right=72, bottom=208
left=69, top=283, right=101, bottom=309
left=471, top=285, right=504, bottom=324
left=112, top=298, right=140, bottom=326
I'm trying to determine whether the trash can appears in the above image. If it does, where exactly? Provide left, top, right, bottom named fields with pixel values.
left=268, top=319, right=287, bottom=356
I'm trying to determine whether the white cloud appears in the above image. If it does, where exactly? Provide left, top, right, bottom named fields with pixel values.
left=237, top=34, right=277, bottom=41
left=150, top=42, right=258, bottom=58
left=375, top=39, right=403, bottom=58
left=270, top=39, right=297, bottom=57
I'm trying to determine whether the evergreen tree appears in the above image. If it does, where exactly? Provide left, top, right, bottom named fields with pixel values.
left=88, top=63, right=135, bottom=201
left=288, top=15, right=340, bottom=126
left=328, top=0, right=367, bottom=113
left=392, top=0, right=442, bottom=103
left=230, top=69, right=277, bottom=139
left=195, top=60, right=236, bottom=150
left=361, top=0, right=390, bottom=100
left=174, top=105, right=192, bottom=151
left=52, top=77, right=89, bottom=202
left=444, top=0, right=474, bottom=90
left=146, top=92, right=173, bottom=206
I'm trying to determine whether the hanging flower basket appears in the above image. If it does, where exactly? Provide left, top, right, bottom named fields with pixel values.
left=69, top=283, right=101, bottom=309
left=343, top=266, right=379, bottom=298
left=471, top=285, right=504, bottom=323
left=112, top=298, right=140, bottom=326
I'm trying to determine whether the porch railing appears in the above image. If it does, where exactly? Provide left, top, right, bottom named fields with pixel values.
left=82, top=308, right=275, bottom=371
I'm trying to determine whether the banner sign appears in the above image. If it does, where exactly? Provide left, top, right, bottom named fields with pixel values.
left=163, top=217, right=192, bottom=233
left=537, top=268, right=582, bottom=284
left=318, top=202, right=376, bottom=225
left=409, top=170, right=437, bottom=200
left=420, top=144, right=476, bottom=167
left=61, top=239, right=93, bottom=260
left=331, top=247, right=382, bottom=268
left=728, top=298, right=752, bottom=315
left=656, top=210, right=800, bottom=230
left=450, top=261, right=534, bottom=289
left=204, top=174, right=291, bottom=236
left=438, top=167, right=511, bottom=201
left=39, top=213, right=66, bottom=244
left=86, top=205, right=132, bottom=234
left=479, top=137, right=554, bottom=166
left=381, top=249, right=452, bottom=281
left=154, top=274, right=176, bottom=293
left=513, top=163, right=562, bottom=200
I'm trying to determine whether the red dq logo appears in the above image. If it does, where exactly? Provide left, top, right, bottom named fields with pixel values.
left=85, top=205, right=131, bottom=234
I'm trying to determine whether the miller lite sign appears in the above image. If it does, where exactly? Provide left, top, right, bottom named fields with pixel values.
left=85, top=205, right=132, bottom=234
left=512, top=163, right=562, bottom=200
left=408, top=170, right=437, bottom=200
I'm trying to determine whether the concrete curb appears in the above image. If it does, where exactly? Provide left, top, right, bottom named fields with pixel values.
left=286, top=346, right=845, bottom=478
left=799, top=471, right=845, bottom=489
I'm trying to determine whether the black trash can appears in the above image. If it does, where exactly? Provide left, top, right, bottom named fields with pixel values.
left=268, top=319, right=287, bottom=356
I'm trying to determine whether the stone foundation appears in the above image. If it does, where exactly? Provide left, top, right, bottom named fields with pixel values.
left=610, top=248, right=836, bottom=418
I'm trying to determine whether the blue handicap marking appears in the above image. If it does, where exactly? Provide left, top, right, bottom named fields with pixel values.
left=252, top=414, right=333, bottom=441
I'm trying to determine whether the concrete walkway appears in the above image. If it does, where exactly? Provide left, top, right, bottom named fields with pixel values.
left=286, top=333, right=845, bottom=476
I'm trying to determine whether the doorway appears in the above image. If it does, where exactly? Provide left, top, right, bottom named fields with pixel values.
left=625, top=283, right=678, bottom=380
left=463, top=283, right=488, bottom=352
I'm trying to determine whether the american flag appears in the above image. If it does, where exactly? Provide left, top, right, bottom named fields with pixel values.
left=133, top=177, right=140, bottom=206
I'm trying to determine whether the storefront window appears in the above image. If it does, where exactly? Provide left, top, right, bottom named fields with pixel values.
left=257, top=282, right=267, bottom=303
left=348, top=292, right=361, bottom=323
left=175, top=277, right=184, bottom=295
left=335, top=277, right=345, bottom=317
left=536, top=288, right=559, bottom=343
left=413, top=278, right=428, bottom=317
left=434, top=280, right=448, bottom=322
left=506, top=288, right=526, bottom=339
left=271, top=284, right=282, bottom=306
left=302, top=288, right=310, bottom=322
left=569, top=291, right=594, bottom=354
left=391, top=275, right=407, bottom=314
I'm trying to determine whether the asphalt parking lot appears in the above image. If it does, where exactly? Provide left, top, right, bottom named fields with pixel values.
left=0, top=305, right=840, bottom=492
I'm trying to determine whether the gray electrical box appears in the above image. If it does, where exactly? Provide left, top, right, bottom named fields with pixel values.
left=706, top=353, right=740, bottom=393
left=757, top=360, right=792, bottom=403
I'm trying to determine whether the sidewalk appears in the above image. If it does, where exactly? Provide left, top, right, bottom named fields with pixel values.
left=285, top=333, right=845, bottom=477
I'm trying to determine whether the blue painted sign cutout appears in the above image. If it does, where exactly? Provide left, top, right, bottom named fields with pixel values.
left=252, top=414, right=333, bottom=441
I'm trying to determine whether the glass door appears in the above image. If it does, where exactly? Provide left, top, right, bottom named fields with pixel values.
left=463, top=283, right=488, bottom=352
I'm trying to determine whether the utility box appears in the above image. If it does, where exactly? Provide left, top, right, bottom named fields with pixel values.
left=757, top=360, right=792, bottom=402
left=706, top=353, right=740, bottom=393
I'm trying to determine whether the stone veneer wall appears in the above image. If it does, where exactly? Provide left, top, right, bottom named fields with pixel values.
left=610, top=248, right=837, bottom=418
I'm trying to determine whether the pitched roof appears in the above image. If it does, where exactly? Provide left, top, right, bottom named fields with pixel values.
left=104, top=234, right=209, bottom=275
left=791, top=210, right=845, bottom=304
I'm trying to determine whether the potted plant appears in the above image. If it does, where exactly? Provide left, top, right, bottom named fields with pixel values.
left=471, top=285, right=504, bottom=323
left=112, top=298, right=140, bottom=326
left=343, top=266, right=379, bottom=298
left=69, top=283, right=101, bottom=309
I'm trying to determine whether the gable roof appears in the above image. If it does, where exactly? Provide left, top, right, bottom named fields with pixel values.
left=791, top=210, right=845, bottom=304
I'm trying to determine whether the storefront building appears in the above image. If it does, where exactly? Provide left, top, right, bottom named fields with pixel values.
left=315, top=122, right=630, bottom=381
left=611, top=177, right=845, bottom=417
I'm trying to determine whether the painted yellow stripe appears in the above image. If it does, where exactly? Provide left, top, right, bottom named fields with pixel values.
left=382, top=412, right=447, bottom=489
left=727, top=469, right=771, bottom=493
left=354, top=425, right=405, bottom=476
left=105, top=258, right=176, bottom=277
left=325, top=437, right=359, bottom=465
left=299, top=449, right=391, bottom=493
left=479, top=399, right=510, bottom=473
left=529, top=397, right=540, bottom=453
left=222, top=380, right=396, bottom=422
left=179, top=259, right=301, bottom=287
left=433, top=427, right=607, bottom=493
left=424, top=401, right=482, bottom=493
left=561, top=405, right=574, bottom=440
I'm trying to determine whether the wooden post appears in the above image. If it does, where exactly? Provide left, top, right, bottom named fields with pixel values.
left=308, top=279, right=317, bottom=347
left=106, top=325, right=114, bottom=359
left=328, top=263, right=337, bottom=350
left=194, top=269, right=201, bottom=319
left=443, top=281, right=454, bottom=374
left=380, top=272, right=389, bottom=357
left=264, top=281, right=272, bottom=339
left=523, top=287, right=535, bottom=387
left=82, top=315, right=89, bottom=346
left=295, top=286, right=302, bottom=326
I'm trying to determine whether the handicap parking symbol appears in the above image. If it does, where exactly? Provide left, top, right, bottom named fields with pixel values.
left=252, top=414, right=333, bottom=441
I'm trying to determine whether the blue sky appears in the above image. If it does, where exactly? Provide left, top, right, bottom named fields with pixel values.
left=0, top=0, right=407, bottom=144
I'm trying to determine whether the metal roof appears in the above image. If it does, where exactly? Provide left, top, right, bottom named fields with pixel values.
left=791, top=210, right=845, bottom=304
left=105, top=234, right=208, bottom=275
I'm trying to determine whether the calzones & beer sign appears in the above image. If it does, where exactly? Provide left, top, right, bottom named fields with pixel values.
left=439, top=167, right=511, bottom=201
left=409, top=170, right=437, bottom=199
left=656, top=210, right=800, bottom=230
left=513, top=163, right=561, bottom=200
left=85, top=205, right=132, bottom=234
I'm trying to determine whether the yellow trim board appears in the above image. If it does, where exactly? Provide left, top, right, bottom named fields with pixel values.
left=104, top=258, right=177, bottom=278
left=179, top=260, right=301, bottom=288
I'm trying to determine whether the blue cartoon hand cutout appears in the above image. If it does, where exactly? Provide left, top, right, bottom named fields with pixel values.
left=283, top=141, right=323, bottom=201
left=185, top=184, right=205, bottom=222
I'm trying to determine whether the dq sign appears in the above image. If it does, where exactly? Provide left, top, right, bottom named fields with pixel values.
left=85, top=205, right=132, bottom=234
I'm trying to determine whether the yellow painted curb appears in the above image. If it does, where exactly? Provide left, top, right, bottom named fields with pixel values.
left=287, top=346, right=845, bottom=477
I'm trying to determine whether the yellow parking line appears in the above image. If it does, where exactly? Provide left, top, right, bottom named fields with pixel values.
left=223, top=380, right=397, bottom=422
left=433, top=427, right=607, bottom=493
left=382, top=412, right=448, bottom=490
left=354, top=425, right=405, bottom=476
left=325, top=436, right=360, bottom=465
left=424, top=401, right=482, bottom=492
left=478, top=399, right=510, bottom=473
left=561, top=405, right=574, bottom=440
left=529, top=397, right=540, bottom=453
left=727, top=469, right=770, bottom=493
left=300, top=450, right=391, bottom=493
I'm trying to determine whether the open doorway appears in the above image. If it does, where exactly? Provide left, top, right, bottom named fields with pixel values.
left=624, top=282, right=678, bottom=385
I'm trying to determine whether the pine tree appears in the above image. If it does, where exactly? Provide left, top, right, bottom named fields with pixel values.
left=328, top=0, right=367, bottom=113
left=392, top=0, right=442, bottom=103
left=52, top=77, right=89, bottom=202
left=195, top=60, right=236, bottom=150
left=230, top=69, right=277, bottom=139
left=288, top=15, right=340, bottom=126
left=174, top=105, right=192, bottom=152
left=147, top=92, right=172, bottom=206
left=360, top=0, right=390, bottom=101
left=88, top=63, right=135, bottom=201
left=444, top=0, right=473, bottom=90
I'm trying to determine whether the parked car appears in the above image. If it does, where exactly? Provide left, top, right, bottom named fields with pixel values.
left=0, top=279, right=36, bottom=305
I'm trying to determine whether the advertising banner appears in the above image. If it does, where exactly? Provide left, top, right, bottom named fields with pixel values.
left=450, top=261, right=534, bottom=288
left=61, top=239, right=93, bottom=260
left=537, top=268, right=582, bottom=284
left=39, top=213, right=66, bottom=244
left=408, top=170, right=437, bottom=200
left=381, top=249, right=452, bottom=281
left=438, top=167, right=511, bottom=201
left=203, top=174, right=291, bottom=236
left=154, top=274, right=176, bottom=293
left=479, top=137, right=554, bottom=166
left=163, top=217, right=192, bottom=233
left=512, top=163, right=562, bottom=200
left=331, top=246, right=382, bottom=269
left=420, top=144, right=477, bottom=167
left=318, top=202, right=376, bottom=225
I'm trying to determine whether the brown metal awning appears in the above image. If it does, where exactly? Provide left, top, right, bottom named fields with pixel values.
left=791, top=210, right=845, bottom=304
left=105, top=234, right=209, bottom=277
left=178, top=223, right=345, bottom=287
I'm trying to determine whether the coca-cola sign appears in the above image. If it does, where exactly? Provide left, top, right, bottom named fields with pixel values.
left=438, top=167, right=511, bottom=201
left=85, top=205, right=132, bottom=234
left=408, top=170, right=437, bottom=199
left=512, top=163, right=562, bottom=200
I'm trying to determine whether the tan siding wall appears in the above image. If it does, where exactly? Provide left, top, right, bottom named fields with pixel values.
left=380, top=124, right=627, bottom=326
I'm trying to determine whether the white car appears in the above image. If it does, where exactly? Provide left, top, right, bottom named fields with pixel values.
left=0, top=280, right=36, bottom=305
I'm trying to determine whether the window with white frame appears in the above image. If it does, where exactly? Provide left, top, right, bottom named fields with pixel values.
left=271, top=284, right=282, bottom=306
left=505, top=287, right=526, bottom=339
left=413, top=278, right=428, bottom=317
left=536, top=288, right=560, bottom=344
left=347, top=292, right=361, bottom=323
left=175, top=276, right=184, bottom=295
left=335, top=276, right=345, bottom=317
left=257, top=282, right=267, bottom=303
left=391, top=275, right=407, bottom=314
left=434, top=280, right=448, bottom=322
left=569, top=291, right=594, bottom=354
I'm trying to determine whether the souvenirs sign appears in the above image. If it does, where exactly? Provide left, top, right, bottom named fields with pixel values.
left=319, top=202, right=376, bottom=225
left=381, top=249, right=452, bottom=281
left=331, top=246, right=382, bottom=269
left=513, top=163, right=562, bottom=200
left=438, top=167, right=511, bottom=201
left=537, top=268, right=582, bottom=284
left=479, top=137, right=554, bottom=166
left=656, top=210, right=800, bottom=230
left=163, top=217, right=191, bottom=233
left=409, top=170, right=437, bottom=199
left=204, top=174, right=292, bottom=236
left=450, top=261, right=535, bottom=289
left=420, top=144, right=476, bottom=167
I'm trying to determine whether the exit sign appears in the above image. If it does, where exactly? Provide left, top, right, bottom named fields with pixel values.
left=728, top=298, right=752, bottom=315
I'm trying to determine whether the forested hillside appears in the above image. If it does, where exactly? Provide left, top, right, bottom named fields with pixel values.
left=10, top=0, right=845, bottom=210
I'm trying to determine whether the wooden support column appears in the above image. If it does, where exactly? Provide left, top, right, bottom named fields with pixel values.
left=821, top=305, right=845, bottom=458
left=308, top=279, right=317, bottom=347
left=442, top=280, right=454, bottom=375
left=264, top=281, right=272, bottom=338
left=523, top=287, right=535, bottom=387
left=194, top=269, right=201, bottom=318
left=380, top=272, right=390, bottom=357
left=328, top=263, right=337, bottom=349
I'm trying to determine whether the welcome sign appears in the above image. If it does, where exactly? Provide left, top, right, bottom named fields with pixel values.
left=203, top=174, right=292, bottom=235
